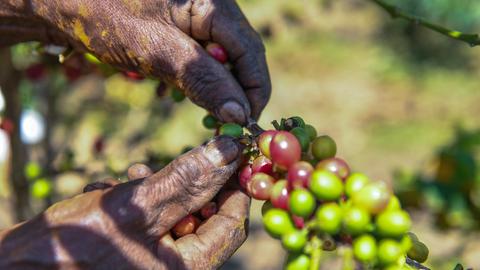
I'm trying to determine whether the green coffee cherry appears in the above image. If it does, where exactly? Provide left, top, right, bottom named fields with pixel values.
left=304, top=124, right=317, bottom=141
left=407, top=241, right=429, bottom=263
left=290, top=127, right=310, bottom=152
left=171, top=88, right=186, bottom=102
left=219, top=123, right=243, bottom=138
left=282, top=230, right=307, bottom=252
left=311, top=135, right=337, bottom=160
left=202, top=115, right=218, bottom=129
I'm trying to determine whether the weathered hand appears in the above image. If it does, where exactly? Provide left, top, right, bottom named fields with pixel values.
left=30, top=0, right=271, bottom=123
left=0, top=136, right=250, bottom=270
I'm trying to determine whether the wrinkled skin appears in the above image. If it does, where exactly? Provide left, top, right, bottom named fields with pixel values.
left=0, top=136, right=251, bottom=269
left=0, top=0, right=271, bottom=123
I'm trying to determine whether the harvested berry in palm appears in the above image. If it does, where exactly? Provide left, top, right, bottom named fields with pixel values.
left=206, top=43, right=228, bottom=63
left=172, top=215, right=200, bottom=238
left=200, top=202, right=217, bottom=219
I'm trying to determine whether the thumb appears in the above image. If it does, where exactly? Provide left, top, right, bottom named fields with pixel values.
left=103, top=136, right=242, bottom=237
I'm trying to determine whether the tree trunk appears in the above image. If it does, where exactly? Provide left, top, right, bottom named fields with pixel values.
left=0, top=48, right=31, bottom=221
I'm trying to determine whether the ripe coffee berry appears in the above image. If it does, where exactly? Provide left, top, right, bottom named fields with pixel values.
left=270, top=131, right=301, bottom=169
left=205, top=43, right=228, bottom=63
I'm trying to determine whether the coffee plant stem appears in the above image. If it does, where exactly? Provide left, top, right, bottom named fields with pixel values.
left=369, top=0, right=480, bottom=47
left=341, top=247, right=354, bottom=270
left=309, top=236, right=323, bottom=270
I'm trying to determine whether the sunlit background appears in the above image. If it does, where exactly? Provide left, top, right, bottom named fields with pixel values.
left=1, top=0, right=480, bottom=269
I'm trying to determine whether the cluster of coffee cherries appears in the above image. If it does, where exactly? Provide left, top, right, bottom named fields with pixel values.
left=210, top=116, right=429, bottom=270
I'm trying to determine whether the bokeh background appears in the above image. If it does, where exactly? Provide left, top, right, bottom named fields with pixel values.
left=1, top=0, right=480, bottom=269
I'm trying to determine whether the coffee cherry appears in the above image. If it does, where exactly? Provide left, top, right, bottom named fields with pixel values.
left=200, top=202, right=217, bottom=219
left=385, top=195, right=401, bottom=211
left=292, top=215, right=305, bottom=229
left=304, top=124, right=317, bottom=141
left=400, top=234, right=412, bottom=253
left=287, top=161, right=313, bottom=189
left=25, top=63, right=46, bottom=81
left=311, top=135, right=337, bottom=160
left=345, top=172, right=370, bottom=197
left=352, top=182, right=392, bottom=214
left=309, top=170, right=343, bottom=201
left=257, top=130, right=277, bottom=159
left=315, top=203, right=342, bottom=234
left=376, top=210, right=411, bottom=237
left=252, top=155, right=273, bottom=175
left=172, top=215, right=200, bottom=237
left=262, top=208, right=295, bottom=238
left=270, top=131, right=301, bottom=170
left=315, top=157, right=350, bottom=179
left=171, top=88, right=186, bottom=102
left=206, top=43, right=228, bottom=63
left=219, top=123, right=243, bottom=138
left=25, top=161, right=42, bottom=180
left=353, top=234, right=377, bottom=262
left=284, top=116, right=305, bottom=130
left=261, top=200, right=273, bottom=216
left=0, top=118, right=14, bottom=135
left=285, top=253, right=310, bottom=270
left=238, top=165, right=253, bottom=190
left=122, top=71, right=145, bottom=81
left=289, top=189, right=316, bottom=218
left=378, top=239, right=403, bottom=265
left=202, top=115, right=218, bottom=130
left=407, top=241, right=429, bottom=263
left=270, top=180, right=290, bottom=210
left=343, top=206, right=371, bottom=235
left=290, top=127, right=310, bottom=152
left=249, top=172, right=275, bottom=200
left=407, top=232, right=419, bottom=242
left=282, top=230, right=307, bottom=252
left=31, top=178, right=52, bottom=198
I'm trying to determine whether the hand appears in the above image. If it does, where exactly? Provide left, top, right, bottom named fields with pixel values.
left=0, top=136, right=250, bottom=270
left=32, top=0, right=271, bottom=123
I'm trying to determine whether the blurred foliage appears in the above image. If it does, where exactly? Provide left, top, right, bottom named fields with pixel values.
left=394, top=126, right=480, bottom=231
left=379, top=0, right=480, bottom=69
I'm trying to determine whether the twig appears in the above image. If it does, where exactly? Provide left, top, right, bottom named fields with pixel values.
left=309, top=236, right=323, bottom=270
left=368, top=0, right=480, bottom=47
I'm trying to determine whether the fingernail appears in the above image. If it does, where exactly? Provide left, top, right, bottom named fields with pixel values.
left=217, top=101, right=248, bottom=125
left=204, top=136, right=240, bottom=167
left=127, top=163, right=153, bottom=180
